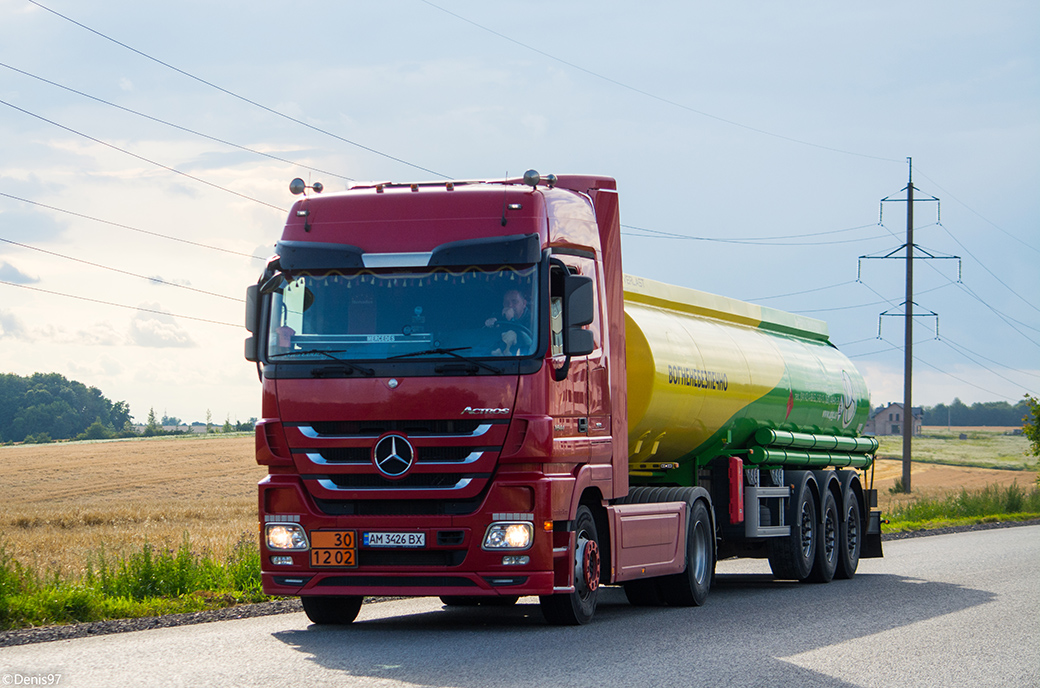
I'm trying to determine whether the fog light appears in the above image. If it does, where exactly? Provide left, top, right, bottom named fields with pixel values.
left=266, top=523, right=309, bottom=551
left=482, top=522, right=533, bottom=550
left=271, top=555, right=293, bottom=566
left=502, top=555, right=530, bottom=566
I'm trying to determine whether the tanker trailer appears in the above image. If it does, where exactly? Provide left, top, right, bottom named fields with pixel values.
left=619, top=273, right=881, bottom=597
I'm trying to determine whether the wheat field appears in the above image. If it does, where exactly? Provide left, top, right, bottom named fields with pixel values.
left=0, top=434, right=265, bottom=580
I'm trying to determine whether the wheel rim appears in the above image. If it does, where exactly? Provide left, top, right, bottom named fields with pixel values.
left=823, top=506, right=837, bottom=564
left=575, top=532, right=600, bottom=597
left=799, top=500, right=814, bottom=558
left=846, top=505, right=859, bottom=557
left=691, top=520, right=709, bottom=584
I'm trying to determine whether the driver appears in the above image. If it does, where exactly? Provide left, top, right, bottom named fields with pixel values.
left=485, top=289, right=530, bottom=329
left=485, top=289, right=533, bottom=355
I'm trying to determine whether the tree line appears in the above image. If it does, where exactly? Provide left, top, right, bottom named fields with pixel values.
left=921, top=397, right=1034, bottom=427
left=0, top=372, right=132, bottom=444
left=0, top=372, right=255, bottom=444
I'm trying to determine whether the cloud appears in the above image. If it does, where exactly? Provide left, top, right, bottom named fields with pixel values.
left=0, top=206, right=67, bottom=244
left=0, top=261, right=38, bottom=284
left=0, top=310, right=27, bottom=339
left=128, top=304, right=196, bottom=348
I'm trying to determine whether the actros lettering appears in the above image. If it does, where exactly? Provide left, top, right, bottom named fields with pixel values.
left=462, top=406, right=510, bottom=415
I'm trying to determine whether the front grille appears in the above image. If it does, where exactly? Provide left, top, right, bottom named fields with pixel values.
left=299, top=448, right=369, bottom=464
left=302, top=419, right=493, bottom=437
left=314, top=497, right=482, bottom=516
left=324, top=473, right=466, bottom=489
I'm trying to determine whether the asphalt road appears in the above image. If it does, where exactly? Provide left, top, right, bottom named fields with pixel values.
left=2, top=525, right=1037, bottom=688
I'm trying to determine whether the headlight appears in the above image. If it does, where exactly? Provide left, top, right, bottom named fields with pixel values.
left=482, top=522, right=534, bottom=550
left=266, top=523, right=309, bottom=551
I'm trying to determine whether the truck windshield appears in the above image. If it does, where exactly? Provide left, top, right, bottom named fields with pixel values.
left=265, top=265, right=538, bottom=361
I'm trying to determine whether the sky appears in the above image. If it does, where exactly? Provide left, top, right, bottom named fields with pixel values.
left=0, top=0, right=1037, bottom=425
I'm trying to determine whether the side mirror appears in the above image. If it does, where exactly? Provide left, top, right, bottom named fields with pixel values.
left=563, top=275, right=594, bottom=356
left=245, top=284, right=260, bottom=362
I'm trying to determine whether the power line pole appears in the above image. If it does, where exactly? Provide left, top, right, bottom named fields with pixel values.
left=902, top=161, right=915, bottom=492
left=860, top=158, right=952, bottom=493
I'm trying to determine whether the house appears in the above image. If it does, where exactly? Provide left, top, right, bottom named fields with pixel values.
left=864, top=402, right=923, bottom=436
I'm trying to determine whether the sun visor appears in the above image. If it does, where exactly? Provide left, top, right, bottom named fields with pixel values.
left=428, top=233, right=540, bottom=267
left=275, top=240, right=365, bottom=271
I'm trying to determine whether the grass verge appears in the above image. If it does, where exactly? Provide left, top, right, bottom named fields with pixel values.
left=0, top=534, right=265, bottom=630
left=883, top=482, right=1040, bottom=533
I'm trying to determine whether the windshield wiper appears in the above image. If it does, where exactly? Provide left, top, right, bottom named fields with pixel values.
left=388, top=347, right=501, bottom=374
left=267, top=350, right=375, bottom=376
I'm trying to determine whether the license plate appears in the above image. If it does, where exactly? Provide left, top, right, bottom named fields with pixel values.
left=310, top=530, right=357, bottom=567
left=363, top=531, right=425, bottom=548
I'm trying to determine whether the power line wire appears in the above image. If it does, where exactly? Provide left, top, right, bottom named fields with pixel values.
left=419, top=0, right=903, bottom=164
left=937, top=221, right=1040, bottom=315
left=621, top=223, right=888, bottom=246
left=27, top=0, right=449, bottom=180
left=0, top=236, right=242, bottom=302
left=0, top=60, right=355, bottom=183
left=0, top=98, right=286, bottom=213
left=912, top=165, right=1040, bottom=255
left=0, top=279, right=239, bottom=328
left=0, top=192, right=267, bottom=261
left=744, top=280, right=857, bottom=302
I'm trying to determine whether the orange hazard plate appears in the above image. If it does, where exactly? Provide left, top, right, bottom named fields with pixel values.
left=310, top=530, right=357, bottom=567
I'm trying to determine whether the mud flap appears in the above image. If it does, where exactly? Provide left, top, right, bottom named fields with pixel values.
left=862, top=509, right=884, bottom=559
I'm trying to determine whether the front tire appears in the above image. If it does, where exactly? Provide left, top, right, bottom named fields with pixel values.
left=540, top=505, right=601, bottom=625
left=301, top=596, right=363, bottom=625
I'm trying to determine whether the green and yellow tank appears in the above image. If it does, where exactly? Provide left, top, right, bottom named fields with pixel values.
left=623, top=274, right=875, bottom=484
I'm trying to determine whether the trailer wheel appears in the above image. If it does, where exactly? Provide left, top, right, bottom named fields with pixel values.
left=301, top=596, right=363, bottom=625
left=835, top=488, right=861, bottom=579
left=659, top=500, right=713, bottom=606
left=807, top=490, right=838, bottom=583
left=440, top=595, right=519, bottom=607
left=768, top=476, right=817, bottom=581
left=540, top=505, right=600, bottom=625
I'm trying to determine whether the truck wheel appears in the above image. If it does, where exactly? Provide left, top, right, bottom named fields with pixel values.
left=835, top=488, right=861, bottom=579
left=301, top=596, right=363, bottom=625
left=659, top=500, right=713, bottom=606
left=807, top=490, right=838, bottom=583
left=440, top=595, right=519, bottom=607
left=623, top=579, right=665, bottom=606
left=768, top=476, right=817, bottom=581
left=540, top=505, right=600, bottom=625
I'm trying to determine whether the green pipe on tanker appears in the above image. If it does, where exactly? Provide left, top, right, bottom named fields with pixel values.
left=753, top=428, right=879, bottom=454
left=747, top=447, right=875, bottom=469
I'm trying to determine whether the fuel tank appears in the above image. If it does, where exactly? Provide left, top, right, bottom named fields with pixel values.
left=623, top=274, right=871, bottom=469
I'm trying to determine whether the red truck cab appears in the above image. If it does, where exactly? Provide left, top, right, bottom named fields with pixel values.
left=245, top=172, right=654, bottom=624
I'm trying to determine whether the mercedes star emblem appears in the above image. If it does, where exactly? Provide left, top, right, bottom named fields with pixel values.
left=373, top=434, right=415, bottom=477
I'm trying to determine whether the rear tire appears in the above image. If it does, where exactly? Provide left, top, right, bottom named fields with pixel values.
left=768, top=476, right=817, bottom=581
left=835, top=488, right=862, bottom=579
left=659, top=500, right=713, bottom=606
left=540, top=505, right=601, bottom=625
left=623, top=579, right=665, bottom=606
left=807, top=490, right=838, bottom=583
left=301, top=596, right=363, bottom=625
